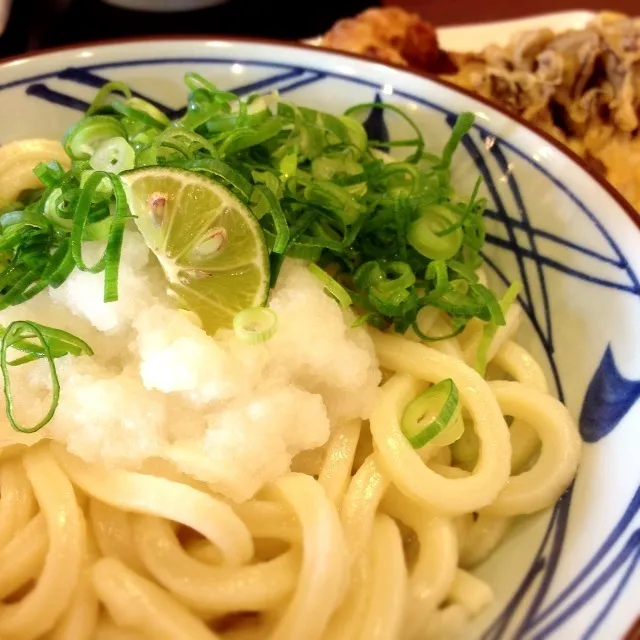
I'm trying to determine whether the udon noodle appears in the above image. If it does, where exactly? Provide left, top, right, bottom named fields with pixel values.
left=0, top=322, right=581, bottom=640
left=0, top=140, right=582, bottom=640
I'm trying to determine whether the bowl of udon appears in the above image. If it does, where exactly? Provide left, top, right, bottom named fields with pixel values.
left=0, top=37, right=637, bottom=640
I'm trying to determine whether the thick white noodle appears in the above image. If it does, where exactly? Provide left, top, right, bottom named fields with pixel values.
left=48, top=554, right=99, bottom=640
left=462, top=305, right=522, bottom=366
left=0, top=514, right=47, bottom=600
left=0, top=457, right=35, bottom=551
left=355, top=514, right=407, bottom=640
left=318, top=419, right=362, bottom=507
left=341, top=454, right=389, bottom=559
left=321, top=553, right=372, bottom=640
left=92, top=557, right=220, bottom=640
left=131, top=513, right=300, bottom=615
left=458, top=513, right=511, bottom=568
left=483, top=381, right=582, bottom=515
left=448, top=569, right=494, bottom=615
left=231, top=499, right=300, bottom=542
left=0, top=299, right=583, bottom=640
left=269, top=473, right=347, bottom=640
left=89, top=499, right=151, bottom=578
left=0, top=445, right=83, bottom=640
left=493, top=340, right=547, bottom=474
left=53, top=445, right=253, bottom=566
left=423, top=604, right=470, bottom=640
left=382, top=486, right=458, bottom=639
left=369, top=330, right=511, bottom=514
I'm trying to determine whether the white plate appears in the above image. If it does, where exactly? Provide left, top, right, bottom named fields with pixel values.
left=438, top=10, right=596, bottom=51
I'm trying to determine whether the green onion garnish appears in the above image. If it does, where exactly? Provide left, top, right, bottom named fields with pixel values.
left=233, top=307, right=278, bottom=345
left=0, top=75, right=514, bottom=438
left=89, top=137, right=135, bottom=174
left=401, top=378, right=462, bottom=448
left=308, top=263, right=352, bottom=309
left=0, top=320, right=92, bottom=433
left=475, top=281, right=523, bottom=375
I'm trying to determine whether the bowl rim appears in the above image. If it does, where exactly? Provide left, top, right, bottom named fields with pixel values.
left=1, top=34, right=638, bottom=233
left=1, top=34, right=639, bottom=638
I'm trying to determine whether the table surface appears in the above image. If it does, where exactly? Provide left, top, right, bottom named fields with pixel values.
left=383, top=0, right=635, bottom=25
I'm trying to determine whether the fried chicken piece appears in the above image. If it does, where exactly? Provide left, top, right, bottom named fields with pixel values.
left=322, top=7, right=442, bottom=71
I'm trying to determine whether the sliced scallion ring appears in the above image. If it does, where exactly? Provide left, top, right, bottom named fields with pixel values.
left=63, top=115, right=126, bottom=159
left=90, top=137, right=135, bottom=175
left=407, top=204, right=464, bottom=261
left=401, top=379, right=462, bottom=448
left=233, top=307, right=278, bottom=345
left=126, top=97, right=171, bottom=126
left=308, top=263, right=352, bottom=309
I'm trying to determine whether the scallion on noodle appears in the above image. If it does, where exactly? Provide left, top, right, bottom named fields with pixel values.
left=401, top=378, right=462, bottom=448
left=475, top=281, right=522, bottom=375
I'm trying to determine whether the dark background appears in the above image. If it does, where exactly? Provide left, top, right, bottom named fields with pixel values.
left=0, top=0, right=377, bottom=57
left=0, top=0, right=637, bottom=59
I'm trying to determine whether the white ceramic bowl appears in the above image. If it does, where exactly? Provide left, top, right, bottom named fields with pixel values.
left=0, top=38, right=638, bottom=639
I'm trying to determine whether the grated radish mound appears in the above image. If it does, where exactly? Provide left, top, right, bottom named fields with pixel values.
left=0, top=232, right=381, bottom=501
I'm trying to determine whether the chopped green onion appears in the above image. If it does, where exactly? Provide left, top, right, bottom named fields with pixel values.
left=111, top=100, right=167, bottom=130
left=438, top=112, right=475, bottom=170
left=303, top=181, right=363, bottom=225
left=339, top=115, right=368, bottom=152
left=475, top=281, right=522, bottom=375
left=126, top=97, right=170, bottom=126
left=345, top=102, right=425, bottom=163
left=63, top=116, right=126, bottom=159
left=308, top=263, right=352, bottom=309
left=43, top=188, right=71, bottom=231
left=0, top=78, right=504, bottom=380
left=1, top=320, right=92, bottom=433
left=233, top=307, right=278, bottom=344
left=90, top=137, right=135, bottom=174
left=86, top=81, right=132, bottom=114
left=401, top=379, right=462, bottom=448
left=70, top=172, right=129, bottom=302
left=251, top=186, right=290, bottom=253
left=407, top=205, right=464, bottom=261
left=33, top=160, right=66, bottom=188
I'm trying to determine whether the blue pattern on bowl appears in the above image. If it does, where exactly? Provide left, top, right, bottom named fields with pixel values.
left=1, top=48, right=638, bottom=639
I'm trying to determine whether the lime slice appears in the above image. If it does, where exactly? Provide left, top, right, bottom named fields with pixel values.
left=120, top=167, right=269, bottom=334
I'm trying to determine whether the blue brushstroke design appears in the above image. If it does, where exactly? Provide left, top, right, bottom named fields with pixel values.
left=11, top=57, right=640, bottom=638
left=58, top=67, right=183, bottom=118
left=487, top=137, right=553, bottom=349
left=278, top=71, right=327, bottom=95
left=483, top=209, right=623, bottom=267
left=485, top=234, right=639, bottom=294
left=529, top=487, right=640, bottom=638
left=25, top=83, right=90, bottom=111
left=362, top=92, right=389, bottom=149
left=579, top=345, right=640, bottom=443
left=228, top=68, right=305, bottom=96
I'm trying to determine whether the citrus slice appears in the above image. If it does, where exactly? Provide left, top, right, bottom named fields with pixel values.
left=120, top=167, right=269, bottom=334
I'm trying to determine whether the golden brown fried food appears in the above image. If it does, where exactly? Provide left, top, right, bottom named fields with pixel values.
left=322, top=9, right=640, bottom=210
left=447, top=12, right=640, bottom=209
left=322, top=7, right=444, bottom=71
